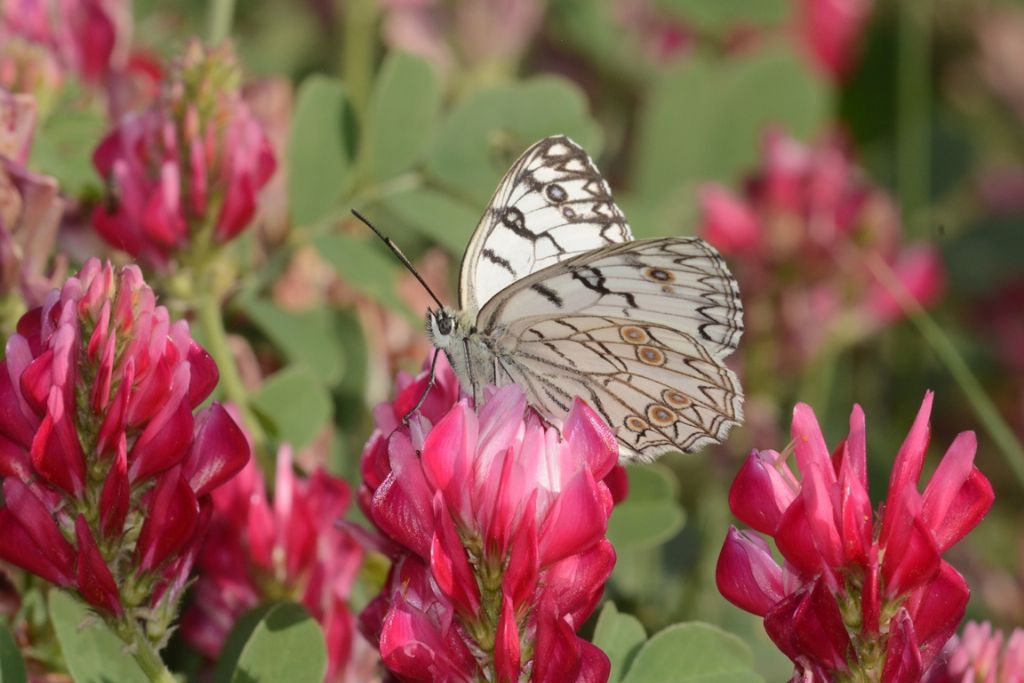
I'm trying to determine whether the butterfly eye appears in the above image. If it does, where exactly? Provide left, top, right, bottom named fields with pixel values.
left=436, top=314, right=454, bottom=336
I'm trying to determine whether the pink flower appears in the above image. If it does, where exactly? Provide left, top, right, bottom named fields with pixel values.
left=925, top=621, right=1024, bottom=682
left=92, top=41, right=276, bottom=268
left=0, top=259, right=249, bottom=643
left=795, top=0, right=874, bottom=81
left=379, top=0, right=543, bottom=75
left=181, top=445, right=364, bottom=681
left=717, top=392, right=993, bottom=681
left=0, top=0, right=128, bottom=84
left=698, top=131, right=945, bottom=371
left=359, top=364, right=619, bottom=682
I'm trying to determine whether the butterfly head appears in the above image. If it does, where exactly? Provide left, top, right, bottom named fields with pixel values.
left=426, top=307, right=460, bottom=349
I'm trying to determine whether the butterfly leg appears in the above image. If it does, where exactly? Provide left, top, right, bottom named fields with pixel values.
left=402, top=347, right=442, bottom=425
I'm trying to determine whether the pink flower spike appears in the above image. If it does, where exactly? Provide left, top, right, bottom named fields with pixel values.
left=920, top=431, right=994, bottom=553
left=181, top=403, right=250, bottom=498
left=791, top=403, right=843, bottom=568
left=905, top=562, right=970, bottom=668
left=75, top=516, right=123, bottom=616
left=698, top=184, right=762, bottom=254
left=881, top=391, right=934, bottom=546
left=716, top=526, right=788, bottom=616
left=729, top=449, right=799, bottom=535
left=136, top=468, right=200, bottom=573
left=494, top=588, right=521, bottom=683
left=429, top=493, right=481, bottom=619
left=98, top=436, right=129, bottom=538
left=2, top=478, right=75, bottom=568
left=880, top=609, right=923, bottom=683
left=0, top=507, right=74, bottom=587
left=562, top=397, right=619, bottom=480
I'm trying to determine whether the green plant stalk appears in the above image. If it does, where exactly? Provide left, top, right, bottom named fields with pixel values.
left=897, top=0, right=931, bottom=237
left=206, top=0, right=236, bottom=44
left=194, top=286, right=271, bottom=472
left=115, top=617, right=176, bottom=683
left=865, top=252, right=1024, bottom=490
left=342, top=0, right=378, bottom=126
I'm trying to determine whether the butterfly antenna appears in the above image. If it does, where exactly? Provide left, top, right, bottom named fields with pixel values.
left=351, top=209, right=445, bottom=309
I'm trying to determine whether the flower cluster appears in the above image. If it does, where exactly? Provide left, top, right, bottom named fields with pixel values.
left=699, top=132, right=945, bottom=372
left=359, top=359, right=619, bottom=681
left=0, top=0, right=127, bottom=87
left=716, top=393, right=993, bottom=681
left=0, top=259, right=249, bottom=644
left=181, top=444, right=364, bottom=681
left=0, top=88, right=63, bottom=322
left=925, top=621, right=1024, bottom=682
left=92, top=40, right=276, bottom=269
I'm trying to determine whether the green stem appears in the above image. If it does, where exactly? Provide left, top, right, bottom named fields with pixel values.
left=865, top=252, right=1024, bottom=491
left=897, top=0, right=931, bottom=237
left=194, top=285, right=271, bottom=471
left=117, top=619, right=176, bottom=683
left=341, top=0, right=379, bottom=126
left=206, top=0, right=237, bottom=44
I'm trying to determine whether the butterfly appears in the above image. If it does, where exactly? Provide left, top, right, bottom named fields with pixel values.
left=361, top=135, right=743, bottom=462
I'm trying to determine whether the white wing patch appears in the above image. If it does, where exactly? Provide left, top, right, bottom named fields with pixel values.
left=491, top=316, right=743, bottom=460
left=458, top=135, right=632, bottom=314
left=478, top=237, right=743, bottom=358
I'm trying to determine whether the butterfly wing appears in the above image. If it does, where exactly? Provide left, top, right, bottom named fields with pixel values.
left=478, top=237, right=743, bottom=358
left=458, top=135, right=632, bottom=314
left=490, top=316, right=742, bottom=460
left=475, top=236, right=744, bottom=460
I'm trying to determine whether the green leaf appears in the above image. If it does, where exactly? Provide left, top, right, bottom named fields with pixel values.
left=240, top=299, right=345, bottom=386
left=227, top=602, right=326, bottom=683
left=380, top=188, right=481, bottom=255
left=313, top=233, right=417, bottom=322
left=250, top=366, right=333, bottom=449
left=620, top=622, right=764, bottom=683
left=48, top=591, right=148, bottom=683
left=633, top=46, right=831, bottom=202
left=659, top=0, right=790, bottom=31
left=593, top=602, right=647, bottom=683
left=607, top=464, right=686, bottom=549
left=213, top=603, right=276, bottom=683
left=0, top=622, right=25, bottom=683
left=288, top=75, right=352, bottom=226
left=29, top=85, right=105, bottom=196
left=427, top=77, right=602, bottom=204
left=365, top=53, right=442, bottom=182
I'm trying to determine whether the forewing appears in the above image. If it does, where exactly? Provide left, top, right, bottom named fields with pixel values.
left=490, top=316, right=743, bottom=461
left=479, top=237, right=743, bottom=358
left=458, top=135, right=632, bottom=313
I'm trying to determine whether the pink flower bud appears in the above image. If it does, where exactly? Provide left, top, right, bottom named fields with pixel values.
left=92, top=41, right=276, bottom=269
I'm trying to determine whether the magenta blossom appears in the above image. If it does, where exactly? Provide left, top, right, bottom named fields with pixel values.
left=0, top=0, right=128, bottom=85
left=0, top=259, right=249, bottom=645
left=182, top=445, right=364, bottom=681
left=698, top=131, right=945, bottom=372
left=795, top=0, right=874, bottom=81
left=717, top=392, right=993, bottom=681
left=359, top=362, right=619, bottom=682
left=925, top=621, right=1024, bottom=682
left=92, top=41, right=275, bottom=268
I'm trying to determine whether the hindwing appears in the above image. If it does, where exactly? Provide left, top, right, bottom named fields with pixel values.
left=490, top=316, right=743, bottom=460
